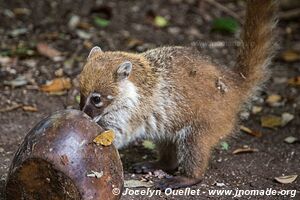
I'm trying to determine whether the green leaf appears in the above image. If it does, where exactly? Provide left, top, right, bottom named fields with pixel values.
left=0, top=47, right=35, bottom=57
left=94, top=17, right=110, bottom=27
left=75, top=95, right=81, bottom=104
left=142, top=140, right=156, bottom=150
left=154, top=16, right=168, bottom=28
left=212, top=18, right=239, bottom=34
left=221, top=141, right=229, bottom=151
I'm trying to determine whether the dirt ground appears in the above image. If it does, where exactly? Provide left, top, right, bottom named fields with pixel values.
left=0, top=0, right=299, bottom=199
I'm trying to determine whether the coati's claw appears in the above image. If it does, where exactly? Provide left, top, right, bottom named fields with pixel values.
left=132, top=161, right=160, bottom=174
left=156, top=176, right=201, bottom=191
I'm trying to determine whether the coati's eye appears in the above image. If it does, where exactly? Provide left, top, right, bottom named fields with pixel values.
left=91, top=93, right=103, bottom=108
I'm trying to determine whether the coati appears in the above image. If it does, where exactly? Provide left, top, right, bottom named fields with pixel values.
left=79, top=0, right=277, bottom=189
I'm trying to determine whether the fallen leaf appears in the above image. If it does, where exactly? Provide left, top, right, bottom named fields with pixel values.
left=281, top=112, right=294, bottom=126
left=212, top=17, right=239, bottom=34
left=22, top=105, right=38, bottom=112
left=78, top=22, right=92, bottom=30
left=288, top=76, right=300, bottom=86
left=75, top=95, right=81, bottom=104
left=233, top=147, right=258, bottom=154
left=142, top=140, right=156, bottom=150
left=0, top=56, right=12, bottom=66
left=153, top=170, right=170, bottom=179
left=261, top=115, right=282, bottom=128
left=9, top=28, right=28, bottom=37
left=266, top=94, right=282, bottom=106
left=252, top=106, right=263, bottom=114
left=154, top=16, right=168, bottom=28
left=87, top=170, right=103, bottom=179
left=127, top=38, right=144, bottom=49
left=63, top=58, right=75, bottom=70
left=240, top=125, right=252, bottom=134
left=68, top=15, right=80, bottom=29
left=37, top=43, right=62, bottom=59
left=0, top=103, right=22, bottom=112
left=284, top=136, right=298, bottom=144
left=124, top=180, right=153, bottom=188
left=240, top=111, right=250, bottom=120
left=40, top=78, right=72, bottom=93
left=0, top=46, right=33, bottom=57
left=281, top=50, right=300, bottom=62
left=275, top=175, right=297, bottom=184
left=76, top=30, right=92, bottom=39
left=240, top=125, right=262, bottom=137
left=4, top=76, right=28, bottom=87
left=13, top=8, right=31, bottom=16
left=93, top=130, right=115, bottom=146
left=220, top=141, right=229, bottom=151
left=215, top=182, right=225, bottom=187
left=54, top=68, right=64, bottom=77
left=94, top=16, right=110, bottom=27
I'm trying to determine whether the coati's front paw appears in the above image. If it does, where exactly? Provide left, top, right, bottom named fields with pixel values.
left=156, top=176, right=201, bottom=191
left=132, top=161, right=160, bottom=174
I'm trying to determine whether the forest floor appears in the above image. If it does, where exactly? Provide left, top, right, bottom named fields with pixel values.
left=0, top=0, right=299, bottom=199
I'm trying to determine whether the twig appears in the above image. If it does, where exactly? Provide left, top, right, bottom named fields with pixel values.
left=203, top=0, right=242, bottom=23
left=0, top=103, right=22, bottom=113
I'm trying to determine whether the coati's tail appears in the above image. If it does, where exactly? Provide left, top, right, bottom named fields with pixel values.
left=234, top=0, right=277, bottom=92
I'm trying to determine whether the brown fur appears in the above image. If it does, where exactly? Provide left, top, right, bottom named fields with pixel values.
left=79, top=0, right=277, bottom=189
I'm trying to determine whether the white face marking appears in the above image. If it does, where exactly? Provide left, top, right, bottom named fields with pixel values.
left=92, top=93, right=101, bottom=97
left=93, top=79, right=140, bottom=149
left=107, top=95, right=114, bottom=100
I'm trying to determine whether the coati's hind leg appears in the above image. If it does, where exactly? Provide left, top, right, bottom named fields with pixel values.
left=156, top=130, right=214, bottom=190
left=133, top=141, right=178, bottom=174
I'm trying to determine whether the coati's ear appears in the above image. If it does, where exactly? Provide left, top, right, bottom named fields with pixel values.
left=88, top=46, right=102, bottom=59
left=116, top=61, right=132, bottom=80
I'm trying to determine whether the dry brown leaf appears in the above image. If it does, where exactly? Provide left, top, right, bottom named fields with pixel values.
left=93, top=130, right=115, bottom=146
left=261, top=115, right=282, bottom=128
left=240, top=125, right=252, bottom=134
left=37, top=43, right=62, bottom=59
left=233, top=147, right=258, bottom=154
left=40, top=78, right=72, bottom=93
left=266, top=94, right=282, bottom=106
left=252, top=106, right=262, bottom=114
left=240, top=125, right=262, bottom=137
left=281, top=50, right=300, bottom=62
left=78, top=22, right=92, bottom=30
left=288, top=76, right=300, bottom=86
left=22, top=105, right=38, bottom=112
left=275, top=175, right=298, bottom=184
left=127, top=38, right=143, bottom=49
